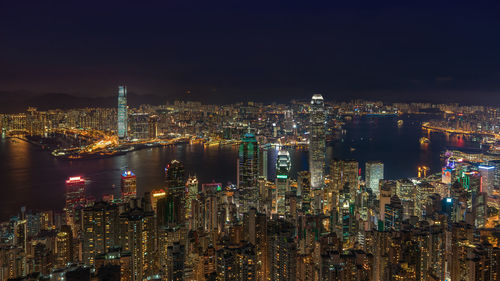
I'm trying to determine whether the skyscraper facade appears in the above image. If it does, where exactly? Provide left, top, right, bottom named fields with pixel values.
left=479, top=165, right=495, bottom=195
left=365, top=161, right=384, bottom=195
left=121, top=170, right=137, bottom=201
left=309, top=94, right=326, bottom=189
left=117, top=85, right=128, bottom=140
left=129, top=113, right=149, bottom=140
left=275, top=150, right=291, bottom=215
left=237, top=132, right=259, bottom=212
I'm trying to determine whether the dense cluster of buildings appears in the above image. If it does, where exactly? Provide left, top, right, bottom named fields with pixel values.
left=1, top=91, right=500, bottom=280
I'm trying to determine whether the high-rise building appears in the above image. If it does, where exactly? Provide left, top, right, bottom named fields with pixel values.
left=479, top=165, right=495, bottom=195
left=365, top=161, right=384, bottom=194
left=150, top=189, right=166, bottom=213
left=158, top=160, right=187, bottom=229
left=309, top=94, right=326, bottom=190
left=122, top=205, right=155, bottom=281
left=56, top=231, right=72, bottom=267
left=330, top=159, right=359, bottom=202
left=129, top=113, right=150, bottom=140
left=237, top=132, right=259, bottom=212
left=185, top=176, right=198, bottom=225
left=117, top=85, right=128, bottom=140
left=275, top=150, right=291, bottom=215
left=65, top=176, right=86, bottom=225
left=82, top=201, right=120, bottom=266
left=121, top=170, right=137, bottom=201
left=297, top=171, right=311, bottom=213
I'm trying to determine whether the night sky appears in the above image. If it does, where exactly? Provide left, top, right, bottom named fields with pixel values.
left=1, top=1, right=500, bottom=104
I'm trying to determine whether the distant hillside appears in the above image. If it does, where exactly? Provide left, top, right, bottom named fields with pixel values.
left=0, top=92, right=167, bottom=113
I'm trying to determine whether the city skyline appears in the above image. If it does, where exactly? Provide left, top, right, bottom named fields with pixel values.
left=2, top=2, right=500, bottom=280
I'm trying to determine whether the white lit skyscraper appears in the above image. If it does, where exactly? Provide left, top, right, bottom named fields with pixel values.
left=309, top=94, right=326, bottom=189
left=365, top=161, right=384, bottom=195
left=117, top=85, right=128, bottom=139
left=275, top=150, right=291, bottom=215
left=479, top=165, right=495, bottom=196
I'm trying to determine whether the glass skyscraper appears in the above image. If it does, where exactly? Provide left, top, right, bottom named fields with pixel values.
left=117, top=85, right=128, bottom=139
left=309, top=94, right=326, bottom=189
left=238, top=132, right=259, bottom=212
left=365, top=161, right=384, bottom=195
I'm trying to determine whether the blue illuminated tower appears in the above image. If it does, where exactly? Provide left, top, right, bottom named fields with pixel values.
left=117, top=85, right=128, bottom=139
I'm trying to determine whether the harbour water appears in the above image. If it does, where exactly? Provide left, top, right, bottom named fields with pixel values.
left=0, top=114, right=479, bottom=220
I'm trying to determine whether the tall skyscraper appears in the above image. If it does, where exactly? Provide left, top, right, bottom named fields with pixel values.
left=309, top=94, right=326, bottom=190
left=275, top=150, right=291, bottom=215
left=365, top=161, right=384, bottom=194
left=117, top=85, right=128, bottom=140
left=330, top=159, right=359, bottom=200
left=121, top=170, right=137, bottom=201
left=158, top=160, right=186, bottom=229
left=65, top=176, right=86, bottom=225
left=237, top=132, right=259, bottom=212
left=479, top=165, right=495, bottom=195
left=129, top=113, right=150, bottom=140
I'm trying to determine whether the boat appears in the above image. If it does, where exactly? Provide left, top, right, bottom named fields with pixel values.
left=397, top=120, right=404, bottom=127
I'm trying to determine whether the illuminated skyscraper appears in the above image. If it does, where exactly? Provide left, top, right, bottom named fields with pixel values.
left=158, top=160, right=186, bottom=229
left=117, top=85, right=128, bottom=139
left=129, top=113, right=150, bottom=140
left=65, top=176, right=86, bottom=225
left=121, top=170, right=137, bottom=201
left=330, top=159, right=359, bottom=200
left=56, top=231, right=72, bottom=267
left=275, top=150, right=291, bottom=215
left=185, top=176, right=199, bottom=223
left=237, top=132, right=259, bottom=212
left=309, top=94, right=326, bottom=189
left=365, top=161, right=384, bottom=195
left=479, top=165, right=495, bottom=195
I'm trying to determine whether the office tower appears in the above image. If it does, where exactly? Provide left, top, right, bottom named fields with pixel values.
left=309, top=94, right=326, bottom=190
left=297, top=171, right=311, bottom=213
left=121, top=170, right=137, bottom=201
left=159, top=160, right=186, bottom=229
left=150, top=189, right=166, bottom=213
left=479, top=165, right=495, bottom=195
left=201, top=183, right=219, bottom=233
left=384, top=195, right=403, bottom=231
left=165, top=160, right=186, bottom=187
left=129, top=113, right=150, bottom=140
left=65, top=176, right=86, bottom=225
left=56, top=231, right=71, bottom=267
left=148, top=115, right=159, bottom=139
left=275, top=150, right=291, bottom=215
left=186, top=176, right=199, bottom=224
left=82, top=201, right=120, bottom=266
left=117, top=85, right=128, bottom=140
left=365, top=161, right=384, bottom=194
left=237, top=132, right=259, bottom=212
left=396, top=179, right=416, bottom=219
left=330, top=159, right=359, bottom=201
left=258, top=144, right=269, bottom=180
